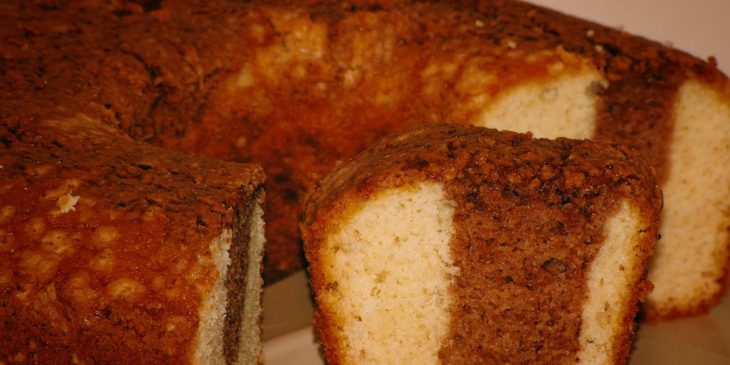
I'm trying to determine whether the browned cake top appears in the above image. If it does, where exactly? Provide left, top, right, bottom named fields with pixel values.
left=305, top=124, right=661, bottom=227
left=0, top=118, right=263, bottom=363
left=0, top=0, right=723, bottom=282
left=304, top=124, right=661, bottom=364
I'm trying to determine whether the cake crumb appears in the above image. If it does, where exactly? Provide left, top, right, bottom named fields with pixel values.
left=0, top=205, right=15, bottom=224
left=107, top=278, right=146, bottom=301
left=93, top=226, right=120, bottom=246
left=57, top=193, right=80, bottom=214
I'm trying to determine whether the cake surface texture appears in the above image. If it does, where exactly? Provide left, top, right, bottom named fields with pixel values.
left=0, top=118, right=266, bottom=364
left=0, top=0, right=728, bottom=322
left=303, top=124, right=662, bottom=365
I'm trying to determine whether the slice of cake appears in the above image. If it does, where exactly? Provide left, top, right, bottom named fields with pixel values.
left=0, top=117, right=265, bottom=364
left=303, top=124, right=661, bottom=364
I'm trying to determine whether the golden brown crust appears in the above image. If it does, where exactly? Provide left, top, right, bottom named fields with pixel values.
left=1, top=0, right=725, bottom=284
left=0, top=117, right=263, bottom=364
left=303, top=124, right=661, bottom=364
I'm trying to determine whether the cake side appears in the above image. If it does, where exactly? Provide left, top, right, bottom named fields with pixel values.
left=577, top=201, right=654, bottom=364
left=194, top=229, right=235, bottom=364
left=645, top=79, right=730, bottom=319
left=235, top=202, right=267, bottom=365
left=303, top=124, right=661, bottom=364
left=0, top=117, right=265, bottom=364
left=194, top=195, right=266, bottom=365
left=312, top=182, right=457, bottom=364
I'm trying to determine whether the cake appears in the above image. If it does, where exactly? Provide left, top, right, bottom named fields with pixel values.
left=0, top=118, right=265, bottom=363
left=303, top=124, right=662, bottom=365
left=1, top=0, right=727, bottom=321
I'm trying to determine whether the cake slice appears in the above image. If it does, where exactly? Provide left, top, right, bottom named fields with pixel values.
left=0, top=117, right=265, bottom=364
left=303, top=124, right=661, bottom=364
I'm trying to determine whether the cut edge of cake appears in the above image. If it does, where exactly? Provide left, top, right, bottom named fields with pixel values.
left=308, top=185, right=656, bottom=364
left=238, top=202, right=266, bottom=365
left=476, top=66, right=605, bottom=140
left=193, top=193, right=266, bottom=365
left=317, top=182, right=457, bottom=364
left=578, top=200, right=651, bottom=364
left=645, top=78, right=730, bottom=319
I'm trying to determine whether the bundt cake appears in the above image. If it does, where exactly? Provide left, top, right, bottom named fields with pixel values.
left=0, top=118, right=265, bottom=363
left=0, top=0, right=727, bottom=354
left=303, top=124, right=662, bottom=365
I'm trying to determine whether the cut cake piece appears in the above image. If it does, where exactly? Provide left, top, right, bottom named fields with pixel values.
left=303, top=124, right=662, bottom=365
left=0, top=117, right=265, bottom=364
